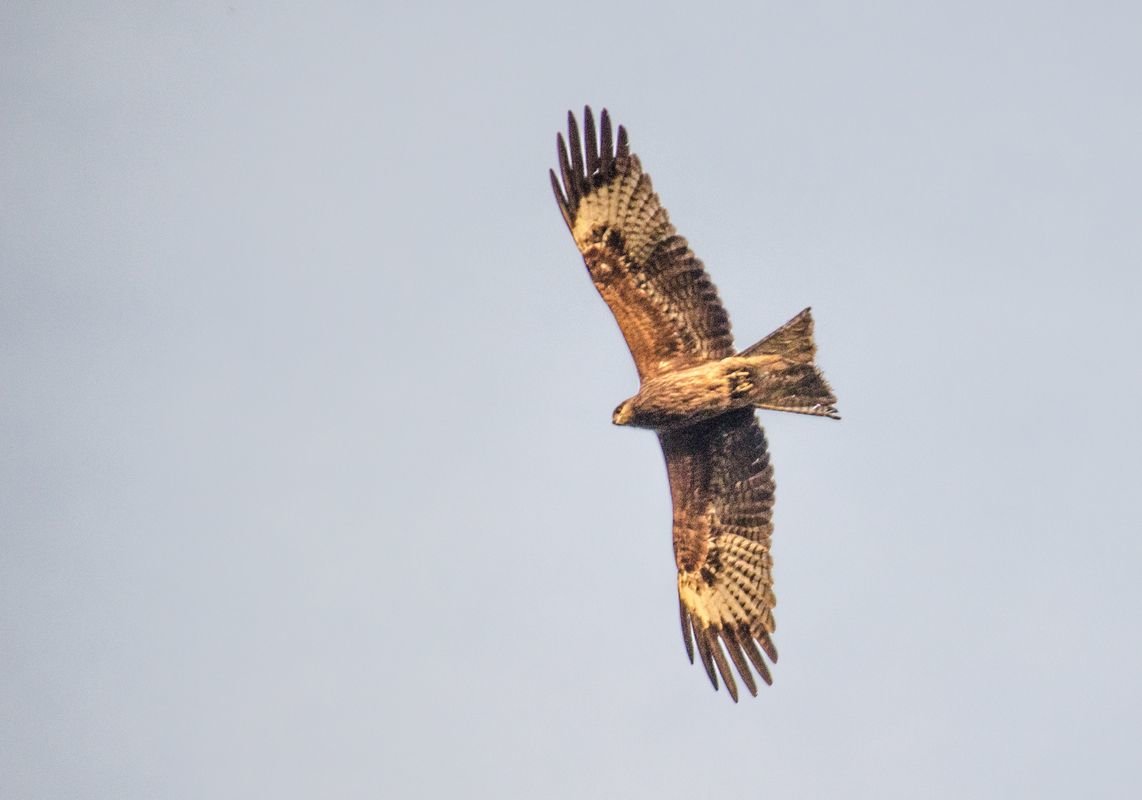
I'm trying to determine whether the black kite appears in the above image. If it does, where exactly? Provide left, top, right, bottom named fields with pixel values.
left=551, top=107, right=839, bottom=701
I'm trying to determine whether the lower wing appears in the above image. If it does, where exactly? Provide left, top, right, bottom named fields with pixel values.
left=660, top=409, right=779, bottom=701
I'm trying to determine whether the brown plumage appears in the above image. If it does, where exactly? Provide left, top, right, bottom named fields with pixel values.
left=551, top=107, right=839, bottom=701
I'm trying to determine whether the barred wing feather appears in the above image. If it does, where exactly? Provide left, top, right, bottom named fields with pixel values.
left=550, top=108, right=734, bottom=380
left=661, top=409, right=779, bottom=702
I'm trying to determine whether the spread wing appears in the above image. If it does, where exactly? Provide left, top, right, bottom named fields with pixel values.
left=661, top=408, right=778, bottom=701
left=550, top=107, right=734, bottom=379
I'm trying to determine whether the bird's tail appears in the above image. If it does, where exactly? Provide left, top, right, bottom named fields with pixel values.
left=735, top=308, right=840, bottom=419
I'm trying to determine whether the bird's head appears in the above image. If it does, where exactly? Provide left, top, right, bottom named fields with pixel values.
left=612, top=399, right=634, bottom=426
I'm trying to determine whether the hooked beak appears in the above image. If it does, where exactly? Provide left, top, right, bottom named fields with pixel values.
left=612, top=401, right=633, bottom=426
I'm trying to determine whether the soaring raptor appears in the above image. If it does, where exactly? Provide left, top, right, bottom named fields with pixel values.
left=551, top=107, right=839, bottom=701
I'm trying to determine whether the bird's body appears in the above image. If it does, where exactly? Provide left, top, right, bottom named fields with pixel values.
left=614, top=308, right=840, bottom=430
left=551, top=107, right=839, bottom=701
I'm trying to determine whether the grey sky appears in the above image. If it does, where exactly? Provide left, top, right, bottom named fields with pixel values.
left=3, top=2, right=1141, bottom=797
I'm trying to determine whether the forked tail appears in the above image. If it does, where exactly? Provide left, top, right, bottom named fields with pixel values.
left=737, top=308, right=840, bottom=419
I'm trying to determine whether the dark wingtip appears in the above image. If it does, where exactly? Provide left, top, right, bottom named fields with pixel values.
left=599, top=109, right=613, bottom=176
left=694, top=628, right=719, bottom=692
left=549, top=169, right=572, bottom=232
left=567, top=110, right=584, bottom=189
left=722, top=629, right=759, bottom=698
left=583, top=106, right=599, bottom=176
left=680, top=600, right=696, bottom=664
left=709, top=635, right=740, bottom=702
left=556, top=131, right=577, bottom=209
left=553, top=106, right=631, bottom=227
left=741, top=634, right=774, bottom=687
left=759, top=631, right=778, bottom=663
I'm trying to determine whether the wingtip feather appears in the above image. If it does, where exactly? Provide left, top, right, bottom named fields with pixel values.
left=599, top=109, right=613, bottom=176
left=583, top=106, right=599, bottom=177
left=694, top=628, right=719, bottom=692
left=556, top=131, right=577, bottom=209
left=708, top=630, right=740, bottom=702
left=549, top=169, right=573, bottom=232
left=741, top=635, right=774, bottom=687
left=722, top=629, right=759, bottom=698
left=567, top=110, right=584, bottom=191
left=552, top=105, right=635, bottom=227
left=679, top=599, right=695, bottom=664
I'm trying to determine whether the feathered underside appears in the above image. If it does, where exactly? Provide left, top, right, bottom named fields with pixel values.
left=550, top=107, right=734, bottom=380
left=661, top=409, right=778, bottom=701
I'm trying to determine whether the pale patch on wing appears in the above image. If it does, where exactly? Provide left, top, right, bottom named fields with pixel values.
left=678, top=534, right=775, bottom=631
left=664, top=410, right=778, bottom=701
left=571, top=156, right=671, bottom=265
left=552, top=108, right=735, bottom=379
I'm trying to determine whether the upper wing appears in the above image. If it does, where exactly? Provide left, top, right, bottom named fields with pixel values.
left=660, top=408, right=778, bottom=701
left=550, top=107, right=734, bottom=380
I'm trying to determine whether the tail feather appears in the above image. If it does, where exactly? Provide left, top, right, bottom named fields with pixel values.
left=737, top=308, right=840, bottom=420
left=738, top=307, right=817, bottom=362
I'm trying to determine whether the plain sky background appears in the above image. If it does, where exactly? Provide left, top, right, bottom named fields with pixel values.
left=3, top=2, right=1141, bottom=797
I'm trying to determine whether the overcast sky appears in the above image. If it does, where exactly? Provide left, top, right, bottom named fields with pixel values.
left=3, top=2, right=1141, bottom=798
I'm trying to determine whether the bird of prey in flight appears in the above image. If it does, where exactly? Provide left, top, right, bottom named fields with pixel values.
left=550, top=107, right=839, bottom=701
